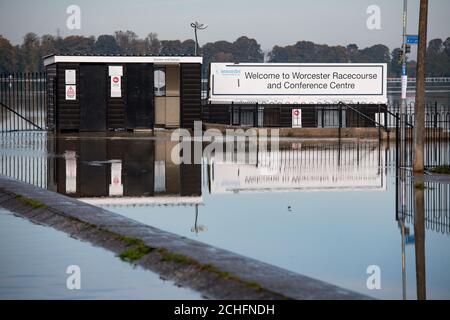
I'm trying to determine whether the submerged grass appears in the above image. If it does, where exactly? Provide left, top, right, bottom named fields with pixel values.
left=10, top=191, right=271, bottom=295
left=414, top=182, right=427, bottom=190
left=15, top=195, right=47, bottom=209
left=428, top=165, right=450, bottom=174
left=117, top=236, right=155, bottom=262
left=116, top=237, right=267, bottom=292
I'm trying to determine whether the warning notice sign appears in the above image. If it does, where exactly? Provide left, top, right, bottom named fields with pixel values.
left=292, top=108, right=302, bottom=128
left=111, top=76, right=121, bottom=98
left=65, top=85, right=76, bottom=100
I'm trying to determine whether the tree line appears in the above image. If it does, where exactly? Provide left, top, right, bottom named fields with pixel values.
left=0, top=31, right=449, bottom=77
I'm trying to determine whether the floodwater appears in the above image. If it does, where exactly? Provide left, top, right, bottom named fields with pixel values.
left=0, top=207, right=202, bottom=299
left=0, top=131, right=449, bottom=300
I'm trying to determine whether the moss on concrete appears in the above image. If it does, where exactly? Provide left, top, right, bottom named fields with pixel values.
left=117, top=236, right=156, bottom=262
left=119, top=245, right=154, bottom=261
left=15, top=195, right=47, bottom=209
left=8, top=191, right=277, bottom=297
left=414, top=182, right=426, bottom=190
left=429, top=165, right=450, bottom=174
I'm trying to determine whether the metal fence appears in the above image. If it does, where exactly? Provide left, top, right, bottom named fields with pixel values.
left=0, top=73, right=47, bottom=132
left=203, top=102, right=450, bottom=167
left=390, top=101, right=450, bottom=168
left=203, top=103, right=388, bottom=129
left=397, top=175, right=450, bottom=235
left=0, top=131, right=48, bottom=189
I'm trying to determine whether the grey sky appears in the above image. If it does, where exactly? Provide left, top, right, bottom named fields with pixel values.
left=0, top=0, right=449, bottom=51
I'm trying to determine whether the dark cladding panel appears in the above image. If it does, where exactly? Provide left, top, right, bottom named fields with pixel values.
left=126, top=63, right=154, bottom=129
left=180, top=63, right=202, bottom=128
left=45, top=64, right=57, bottom=131
left=122, top=140, right=155, bottom=196
left=56, top=63, right=80, bottom=131
left=79, top=64, right=107, bottom=131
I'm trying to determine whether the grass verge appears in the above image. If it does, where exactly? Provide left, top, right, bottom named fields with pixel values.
left=10, top=192, right=274, bottom=296
left=15, top=195, right=47, bottom=209
left=428, top=165, right=450, bottom=174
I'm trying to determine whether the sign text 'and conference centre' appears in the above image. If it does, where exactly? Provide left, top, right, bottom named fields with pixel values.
left=209, top=63, right=387, bottom=104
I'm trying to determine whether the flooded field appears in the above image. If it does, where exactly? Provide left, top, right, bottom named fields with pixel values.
left=0, top=131, right=449, bottom=299
left=0, top=206, right=202, bottom=299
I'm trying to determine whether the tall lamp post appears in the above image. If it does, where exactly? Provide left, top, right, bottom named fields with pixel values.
left=190, top=21, right=208, bottom=56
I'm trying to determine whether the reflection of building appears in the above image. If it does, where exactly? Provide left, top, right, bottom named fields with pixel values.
left=47, top=138, right=202, bottom=206
left=207, top=141, right=386, bottom=193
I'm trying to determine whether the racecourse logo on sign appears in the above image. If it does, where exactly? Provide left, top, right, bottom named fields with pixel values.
left=210, top=63, right=387, bottom=104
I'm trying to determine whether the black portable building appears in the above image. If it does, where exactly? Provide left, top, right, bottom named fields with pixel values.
left=44, top=54, right=202, bottom=132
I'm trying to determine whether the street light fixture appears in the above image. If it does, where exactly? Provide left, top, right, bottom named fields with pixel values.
left=190, top=21, right=208, bottom=56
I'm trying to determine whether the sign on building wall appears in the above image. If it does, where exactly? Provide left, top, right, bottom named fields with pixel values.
left=209, top=63, right=387, bottom=104
left=110, top=76, right=122, bottom=98
left=65, top=70, right=76, bottom=84
left=109, top=66, right=123, bottom=98
left=65, top=69, right=76, bottom=100
left=65, top=85, right=76, bottom=100
left=292, top=109, right=302, bottom=128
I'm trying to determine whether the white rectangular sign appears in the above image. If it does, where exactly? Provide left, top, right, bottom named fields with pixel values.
left=65, top=85, right=76, bottom=100
left=108, top=65, right=123, bottom=76
left=210, top=63, right=387, bottom=104
left=401, top=75, right=407, bottom=99
left=292, top=109, right=302, bottom=128
left=65, top=69, right=76, bottom=84
left=110, top=76, right=122, bottom=98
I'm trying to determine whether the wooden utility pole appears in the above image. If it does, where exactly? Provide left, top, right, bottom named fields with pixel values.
left=413, top=0, right=428, bottom=172
left=414, top=187, right=426, bottom=300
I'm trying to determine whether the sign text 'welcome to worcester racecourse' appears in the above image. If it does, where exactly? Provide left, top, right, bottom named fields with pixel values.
left=209, top=63, right=387, bottom=104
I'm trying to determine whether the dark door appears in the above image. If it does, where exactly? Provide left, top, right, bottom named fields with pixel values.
left=79, top=64, right=107, bottom=131
left=126, top=63, right=154, bottom=129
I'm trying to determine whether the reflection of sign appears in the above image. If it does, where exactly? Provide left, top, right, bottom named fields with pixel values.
left=406, top=234, right=415, bottom=245
left=65, top=69, right=76, bottom=84
left=109, top=161, right=123, bottom=196
left=210, top=63, right=387, bottom=104
left=65, top=85, right=76, bottom=100
left=292, top=109, right=302, bottom=128
left=65, top=151, right=77, bottom=194
left=209, top=143, right=386, bottom=193
left=111, top=76, right=121, bottom=98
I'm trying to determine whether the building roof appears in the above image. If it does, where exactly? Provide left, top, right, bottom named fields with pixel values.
left=43, top=54, right=203, bottom=66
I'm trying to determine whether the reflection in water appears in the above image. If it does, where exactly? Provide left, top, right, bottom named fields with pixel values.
left=414, top=185, right=426, bottom=300
left=191, top=205, right=207, bottom=235
left=207, top=141, right=387, bottom=193
left=396, top=169, right=450, bottom=300
left=1, top=132, right=449, bottom=299
left=46, top=138, right=202, bottom=206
